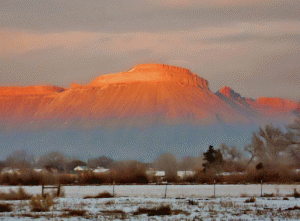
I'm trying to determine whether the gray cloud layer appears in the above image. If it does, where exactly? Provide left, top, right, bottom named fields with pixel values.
left=1, top=0, right=299, bottom=100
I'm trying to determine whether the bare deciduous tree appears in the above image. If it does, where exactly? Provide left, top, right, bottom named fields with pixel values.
left=111, top=160, right=148, bottom=183
left=37, top=151, right=67, bottom=172
left=180, top=156, right=200, bottom=171
left=286, top=116, right=300, bottom=166
left=245, top=125, right=291, bottom=167
left=87, top=156, right=114, bottom=169
left=220, top=143, right=245, bottom=172
left=154, top=153, right=178, bottom=182
left=6, top=150, right=35, bottom=169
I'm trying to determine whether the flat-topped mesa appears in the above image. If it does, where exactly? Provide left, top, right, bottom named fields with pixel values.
left=0, top=86, right=65, bottom=96
left=88, top=64, right=209, bottom=89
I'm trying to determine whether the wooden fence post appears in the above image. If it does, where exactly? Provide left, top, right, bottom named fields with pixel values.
left=57, top=185, right=61, bottom=197
left=214, top=180, right=216, bottom=198
left=261, top=180, right=263, bottom=197
left=41, top=185, right=61, bottom=197
left=164, top=181, right=168, bottom=198
left=113, top=181, right=115, bottom=197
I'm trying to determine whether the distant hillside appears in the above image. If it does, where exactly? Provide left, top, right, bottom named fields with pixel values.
left=0, top=64, right=298, bottom=127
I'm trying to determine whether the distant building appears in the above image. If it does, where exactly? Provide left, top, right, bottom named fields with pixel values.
left=146, top=168, right=165, bottom=182
left=177, top=171, right=196, bottom=179
left=93, top=167, right=110, bottom=173
left=1, top=167, right=20, bottom=175
left=216, top=172, right=245, bottom=176
left=146, top=169, right=196, bottom=181
left=74, top=166, right=89, bottom=172
left=33, top=169, right=43, bottom=173
left=43, top=165, right=59, bottom=173
left=292, top=169, right=300, bottom=173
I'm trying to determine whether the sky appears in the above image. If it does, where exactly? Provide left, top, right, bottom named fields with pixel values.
left=1, top=0, right=299, bottom=100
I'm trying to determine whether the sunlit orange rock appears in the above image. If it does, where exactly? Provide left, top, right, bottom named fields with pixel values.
left=256, top=97, right=298, bottom=110
left=215, top=86, right=297, bottom=121
left=89, top=64, right=209, bottom=89
left=0, top=64, right=297, bottom=126
left=0, top=86, right=65, bottom=95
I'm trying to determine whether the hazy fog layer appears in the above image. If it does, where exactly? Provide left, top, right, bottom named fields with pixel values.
left=0, top=124, right=257, bottom=162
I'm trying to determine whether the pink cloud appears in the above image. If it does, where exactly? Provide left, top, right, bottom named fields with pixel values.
left=1, top=19, right=298, bottom=57
left=0, top=29, right=96, bottom=55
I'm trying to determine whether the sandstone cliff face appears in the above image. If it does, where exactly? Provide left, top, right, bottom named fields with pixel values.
left=0, top=86, right=65, bottom=95
left=89, top=64, right=209, bottom=89
left=256, top=97, right=298, bottom=110
left=0, top=64, right=297, bottom=126
left=0, top=86, right=66, bottom=120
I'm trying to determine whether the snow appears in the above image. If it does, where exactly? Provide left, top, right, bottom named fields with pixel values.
left=93, top=167, right=110, bottom=173
left=0, top=184, right=299, bottom=220
left=1, top=184, right=299, bottom=198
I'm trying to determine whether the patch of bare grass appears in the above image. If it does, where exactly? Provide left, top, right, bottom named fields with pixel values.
left=240, top=193, right=249, bottom=197
left=99, top=209, right=127, bottom=219
left=285, top=188, right=300, bottom=198
left=187, top=199, right=198, bottom=206
left=285, top=206, right=300, bottom=211
left=262, top=193, right=275, bottom=197
left=105, top=200, right=115, bottom=205
left=17, top=213, right=41, bottom=218
left=220, top=200, right=234, bottom=208
left=0, top=187, right=32, bottom=200
left=62, top=209, right=87, bottom=216
left=134, top=204, right=172, bottom=216
left=244, top=197, right=256, bottom=203
left=0, top=203, right=12, bottom=212
left=84, top=191, right=113, bottom=199
left=293, top=188, right=300, bottom=198
left=30, top=194, right=53, bottom=212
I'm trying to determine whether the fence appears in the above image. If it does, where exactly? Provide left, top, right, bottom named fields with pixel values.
left=41, top=184, right=61, bottom=197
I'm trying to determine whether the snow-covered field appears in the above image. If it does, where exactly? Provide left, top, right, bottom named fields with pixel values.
left=0, top=184, right=299, bottom=220
left=2, top=184, right=300, bottom=198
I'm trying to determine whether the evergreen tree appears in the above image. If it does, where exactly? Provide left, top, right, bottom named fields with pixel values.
left=202, top=145, right=223, bottom=172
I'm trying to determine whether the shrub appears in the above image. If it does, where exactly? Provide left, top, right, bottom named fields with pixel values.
left=134, top=205, right=171, bottom=216
left=58, top=174, right=76, bottom=185
left=294, top=188, right=300, bottom=198
left=105, top=200, right=115, bottom=205
left=111, top=160, right=149, bottom=184
left=0, top=187, right=32, bottom=200
left=63, top=209, right=87, bottom=216
left=194, top=171, right=215, bottom=184
left=187, top=199, right=198, bottom=205
left=245, top=197, right=256, bottom=203
left=0, top=172, right=60, bottom=185
left=79, top=172, right=110, bottom=184
left=30, top=194, right=53, bottom=212
left=262, top=193, right=275, bottom=197
left=0, top=203, right=12, bottom=212
left=244, top=166, right=297, bottom=184
left=84, top=191, right=113, bottom=199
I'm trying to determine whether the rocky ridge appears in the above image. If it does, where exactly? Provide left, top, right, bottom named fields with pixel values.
left=0, top=64, right=298, bottom=126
